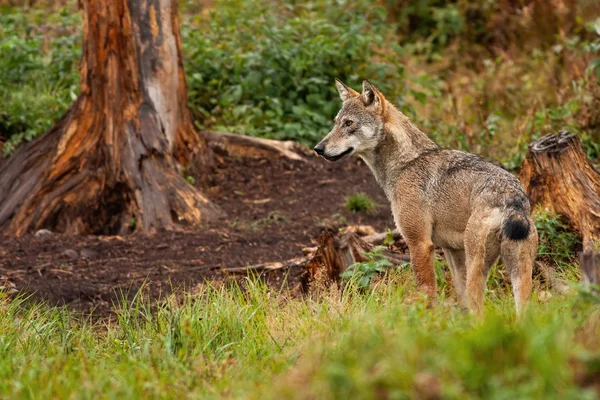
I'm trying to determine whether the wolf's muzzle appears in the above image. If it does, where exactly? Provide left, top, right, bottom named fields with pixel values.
left=321, top=147, right=354, bottom=162
left=314, top=143, right=325, bottom=156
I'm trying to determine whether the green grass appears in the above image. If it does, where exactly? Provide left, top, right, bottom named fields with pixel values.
left=344, top=193, right=378, bottom=214
left=1, top=273, right=599, bottom=399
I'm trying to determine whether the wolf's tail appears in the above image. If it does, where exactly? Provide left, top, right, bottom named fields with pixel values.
left=502, top=199, right=531, bottom=241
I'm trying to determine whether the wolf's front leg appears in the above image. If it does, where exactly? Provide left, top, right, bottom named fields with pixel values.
left=407, top=240, right=437, bottom=297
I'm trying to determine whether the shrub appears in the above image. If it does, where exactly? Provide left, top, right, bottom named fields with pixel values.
left=181, top=0, right=407, bottom=147
left=1, top=0, right=598, bottom=170
left=343, top=193, right=377, bottom=214
left=585, top=17, right=600, bottom=81
left=341, top=246, right=397, bottom=288
left=0, top=5, right=80, bottom=156
left=386, top=0, right=464, bottom=58
left=533, top=206, right=581, bottom=268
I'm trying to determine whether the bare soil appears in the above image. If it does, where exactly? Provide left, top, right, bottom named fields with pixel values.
left=0, top=151, right=394, bottom=315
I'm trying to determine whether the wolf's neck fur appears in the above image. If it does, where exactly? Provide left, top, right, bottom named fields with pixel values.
left=359, top=101, right=439, bottom=194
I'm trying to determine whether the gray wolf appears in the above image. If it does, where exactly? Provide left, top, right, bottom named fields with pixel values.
left=314, top=79, right=538, bottom=316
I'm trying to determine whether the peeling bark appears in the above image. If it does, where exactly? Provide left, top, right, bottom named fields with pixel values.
left=0, top=0, right=222, bottom=235
left=519, top=131, right=600, bottom=251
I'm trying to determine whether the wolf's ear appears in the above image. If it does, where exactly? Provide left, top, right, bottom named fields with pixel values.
left=335, top=78, right=358, bottom=102
left=361, top=80, right=382, bottom=108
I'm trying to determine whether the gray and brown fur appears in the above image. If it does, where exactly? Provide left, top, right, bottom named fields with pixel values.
left=314, top=79, right=538, bottom=316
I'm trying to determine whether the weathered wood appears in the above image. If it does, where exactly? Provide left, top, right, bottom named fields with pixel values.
left=580, top=252, right=600, bottom=285
left=201, top=131, right=311, bottom=162
left=363, top=229, right=404, bottom=246
left=302, top=234, right=402, bottom=255
left=308, top=231, right=410, bottom=283
left=519, top=131, right=600, bottom=250
left=0, top=0, right=223, bottom=235
left=341, top=225, right=378, bottom=236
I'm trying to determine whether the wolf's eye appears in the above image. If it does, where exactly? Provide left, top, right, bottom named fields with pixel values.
left=344, top=120, right=354, bottom=127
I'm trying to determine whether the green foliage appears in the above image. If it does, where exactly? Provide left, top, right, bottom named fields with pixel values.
left=383, top=228, right=396, bottom=246
left=340, top=246, right=396, bottom=288
left=581, top=133, right=600, bottom=163
left=182, top=0, right=406, bottom=146
left=343, top=192, right=377, bottom=214
left=1, top=80, right=76, bottom=157
left=128, top=217, right=137, bottom=230
left=533, top=206, right=581, bottom=267
left=531, top=100, right=580, bottom=138
left=0, top=5, right=80, bottom=156
left=585, top=18, right=600, bottom=81
left=433, top=256, right=450, bottom=292
left=577, top=282, right=600, bottom=305
left=385, top=0, right=464, bottom=58
left=1, top=0, right=599, bottom=171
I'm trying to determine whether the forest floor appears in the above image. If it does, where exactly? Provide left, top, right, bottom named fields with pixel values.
left=0, top=150, right=395, bottom=315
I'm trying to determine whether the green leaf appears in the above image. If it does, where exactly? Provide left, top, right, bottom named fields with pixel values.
left=359, top=276, right=371, bottom=288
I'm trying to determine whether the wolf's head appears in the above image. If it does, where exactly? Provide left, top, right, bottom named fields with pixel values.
left=314, top=79, right=387, bottom=161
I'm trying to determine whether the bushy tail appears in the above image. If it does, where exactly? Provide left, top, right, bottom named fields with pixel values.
left=503, top=205, right=531, bottom=241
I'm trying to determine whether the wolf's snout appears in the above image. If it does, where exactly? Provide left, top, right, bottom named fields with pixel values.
left=314, top=142, right=325, bottom=155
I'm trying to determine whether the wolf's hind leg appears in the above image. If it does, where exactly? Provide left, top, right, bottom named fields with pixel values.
left=464, top=211, right=502, bottom=317
left=443, top=248, right=467, bottom=306
left=501, top=222, right=537, bottom=316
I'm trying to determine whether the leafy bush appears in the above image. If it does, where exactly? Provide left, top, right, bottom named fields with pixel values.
left=1, top=0, right=598, bottom=170
left=182, top=0, right=407, bottom=146
left=386, top=0, right=464, bottom=58
left=343, top=192, right=377, bottom=214
left=340, top=246, right=395, bottom=288
left=0, top=5, right=80, bottom=156
left=585, top=17, right=600, bottom=81
left=533, top=206, right=581, bottom=267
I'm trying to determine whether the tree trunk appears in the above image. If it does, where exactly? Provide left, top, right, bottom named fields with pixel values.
left=519, top=131, right=600, bottom=250
left=0, top=0, right=223, bottom=235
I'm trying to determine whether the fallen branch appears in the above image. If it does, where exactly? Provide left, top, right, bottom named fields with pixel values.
left=201, top=131, right=312, bottom=162
left=363, top=229, right=404, bottom=246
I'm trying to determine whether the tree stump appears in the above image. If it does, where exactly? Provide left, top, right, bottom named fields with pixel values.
left=306, top=231, right=409, bottom=284
left=519, top=131, right=600, bottom=250
left=0, top=0, right=314, bottom=236
left=519, top=131, right=600, bottom=285
left=0, top=0, right=224, bottom=235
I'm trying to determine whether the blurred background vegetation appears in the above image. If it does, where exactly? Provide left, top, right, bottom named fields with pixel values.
left=1, top=0, right=599, bottom=169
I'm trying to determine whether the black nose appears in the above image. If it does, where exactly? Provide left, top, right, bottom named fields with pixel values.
left=314, top=143, right=325, bottom=155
